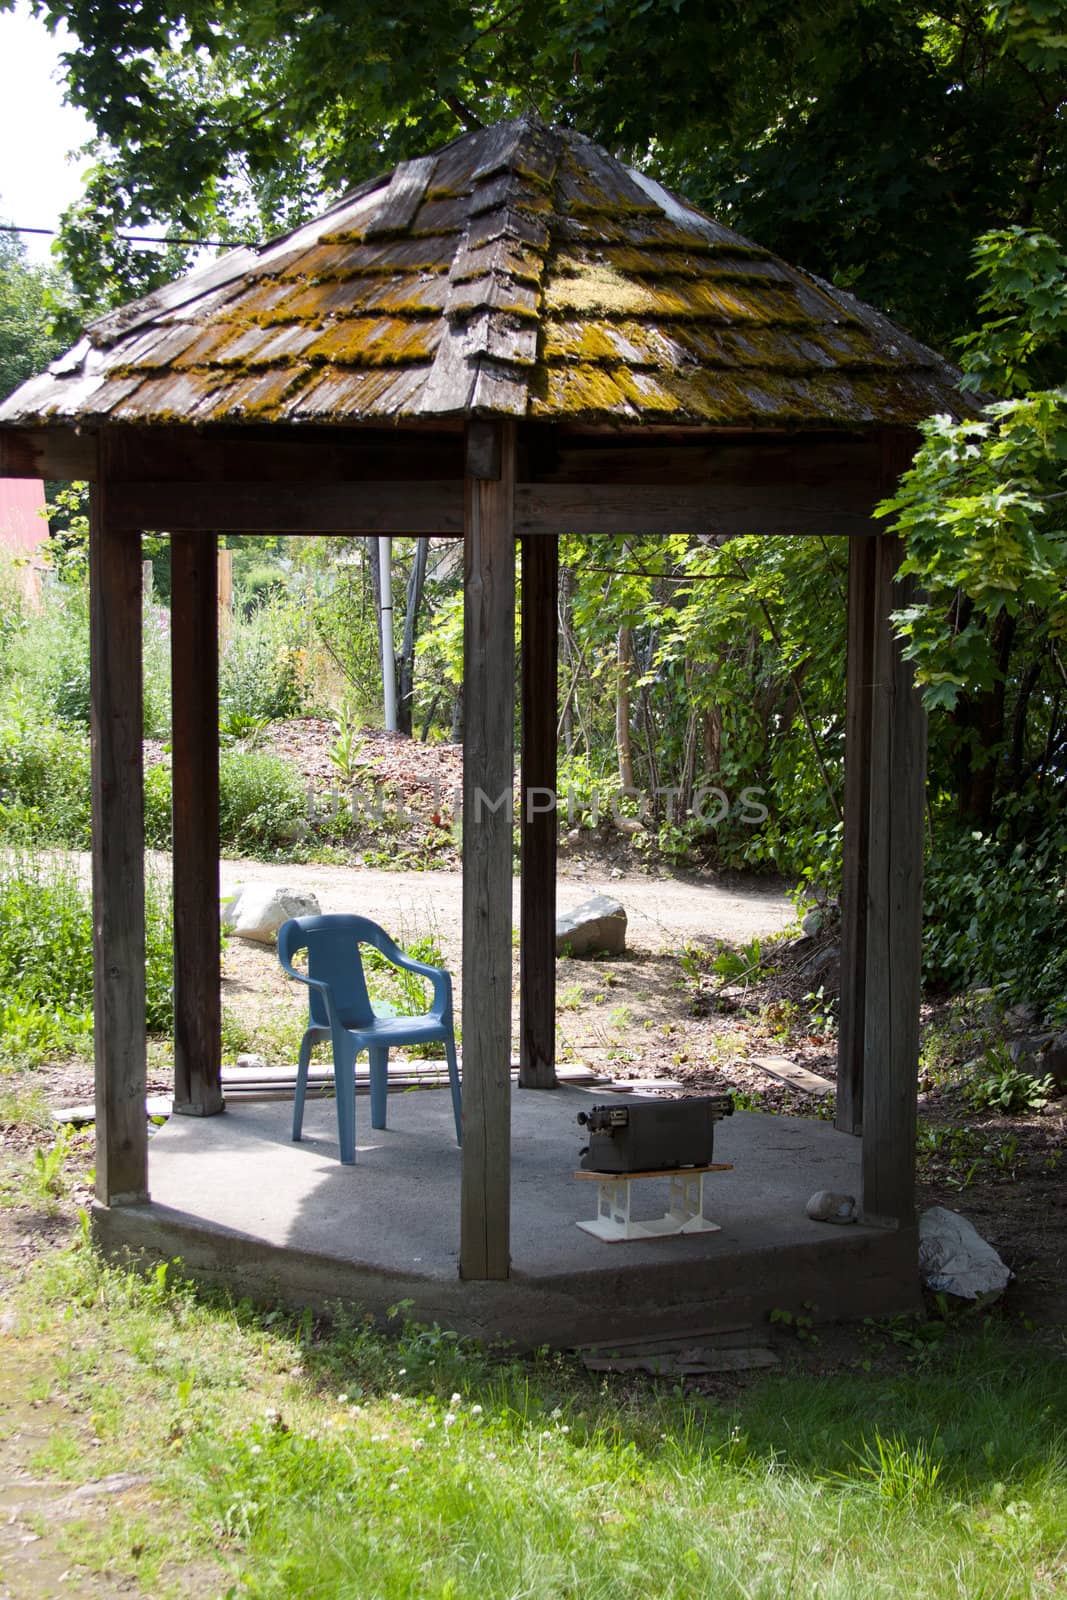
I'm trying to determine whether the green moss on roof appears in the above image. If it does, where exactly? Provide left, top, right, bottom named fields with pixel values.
left=0, top=113, right=975, bottom=431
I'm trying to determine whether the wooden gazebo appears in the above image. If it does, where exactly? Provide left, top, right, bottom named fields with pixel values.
left=0, top=114, right=971, bottom=1287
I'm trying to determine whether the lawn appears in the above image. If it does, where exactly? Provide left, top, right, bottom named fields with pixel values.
left=0, top=1221, right=1064, bottom=1599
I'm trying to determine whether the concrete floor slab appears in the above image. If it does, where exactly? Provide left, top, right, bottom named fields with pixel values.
left=95, top=1086, right=922, bottom=1346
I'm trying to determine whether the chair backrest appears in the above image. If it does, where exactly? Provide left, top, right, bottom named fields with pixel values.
left=278, top=913, right=399, bottom=1030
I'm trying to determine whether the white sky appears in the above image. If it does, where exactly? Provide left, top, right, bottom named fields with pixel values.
left=0, top=1, right=94, bottom=263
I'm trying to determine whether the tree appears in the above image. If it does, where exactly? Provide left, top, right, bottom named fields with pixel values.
left=0, top=225, right=66, bottom=401
left=15, top=0, right=1063, bottom=346
left=883, top=226, right=1067, bottom=828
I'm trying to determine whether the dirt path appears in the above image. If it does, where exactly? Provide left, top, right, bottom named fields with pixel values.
left=218, top=858, right=796, bottom=968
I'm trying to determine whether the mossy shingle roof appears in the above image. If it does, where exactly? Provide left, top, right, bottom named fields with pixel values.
left=0, top=113, right=973, bottom=430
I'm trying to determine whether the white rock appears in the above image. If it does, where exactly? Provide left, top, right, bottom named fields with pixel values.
left=221, top=884, right=322, bottom=944
left=918, top=1206, right=1012, bottom=1301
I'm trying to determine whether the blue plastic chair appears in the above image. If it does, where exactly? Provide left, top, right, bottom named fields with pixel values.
left=277, top=913, right=462, bottom=1165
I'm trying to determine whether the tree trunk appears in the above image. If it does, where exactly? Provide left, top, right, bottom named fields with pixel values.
left=950, top=607, right=1017, bottom=829
left=616, top=625, right=635, bottom=791
left=396, top=537, right=429, bottom=737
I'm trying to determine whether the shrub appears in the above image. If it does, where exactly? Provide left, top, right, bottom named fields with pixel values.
left=923, top=816, right=1067, bottom=1026
left=0, top=850, right=173, bottom=1064
left=143, top=761, right=173, bottom=849
left=0, top=693, right=92, bottom=846
left=6, top=579, right=92, bottom=725
left=219, top=749, right=307, bottom=855
left=3, top=576, right=172, bottom=737
left=220, top=598, right=306, bottom=722
left=141, top=601, right=172, bottom=737
left=145, top=749, right=309, bottom=856
left=0, top=554, right=26, bottom=681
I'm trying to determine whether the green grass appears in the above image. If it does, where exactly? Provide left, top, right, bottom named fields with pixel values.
left=3, top=1235, right=1065, bottom=1598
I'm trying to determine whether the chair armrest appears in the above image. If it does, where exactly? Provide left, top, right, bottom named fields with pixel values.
left=278, top=953, right=326, bottom=990
left=279, top=962, right=347, bottom=1028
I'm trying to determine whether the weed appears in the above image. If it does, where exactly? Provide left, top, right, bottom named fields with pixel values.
left=29, top=1127, right=74, bottom=1210
left=804, top=983, right=838, bottom=1036
left=965, top=1047, right=1054, bottom=1113
left=769, top=1303, right=819, bottom=1344
left=760, top=997, right=800, bottom=1042
left=843, top=1430, right=944, bottom=1503
left=328, top=709, right=366, bottom=782
left=219, top=709, right=272, bottom=746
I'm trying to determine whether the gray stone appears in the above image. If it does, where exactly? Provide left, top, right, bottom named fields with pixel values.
left=221, top=884, right=322, bottom=944
left=800, top=942, right=839, bottom=980
left=1040, top=1032, right=1067, bottom=1089
left=801, top=908, right=825, bottom=937
left=805, top=1190, right=856, bottom=1224
left=1003, top=1000, right=1041, bottom=1032
left=556, top=894, right=627, bottom=958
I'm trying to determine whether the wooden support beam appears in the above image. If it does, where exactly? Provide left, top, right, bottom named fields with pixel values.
left=513, top=482, right=881, bottom=538
left=109, top=480, right=465, bottom=535
left=1, top=426, right=97, bottom=481
left=861, top=536, right=927, bottom=1227
left=106, top=478, right=884, bottom=539
left=170, top=532, right=224, bottom=1117
left=460, top=419, right=517, bottom=1281
left=836, top=534, right=877, bottom=1135
left=519, top=534, right=559, bottom=1090
left=89, top=471, right=148, bottom=1205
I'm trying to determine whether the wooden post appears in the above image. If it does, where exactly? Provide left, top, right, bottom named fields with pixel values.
left=171, top=532, right=224, bottom=1116
left=519, top=533, right=559, bottom=1089
left=861, top=536, right=927, bottom=1227
left=90, top=471, right=148, bottom=1205
left=460, top=420, right=516, bottom=1280
left=836, top=535, right=876, bottom=1135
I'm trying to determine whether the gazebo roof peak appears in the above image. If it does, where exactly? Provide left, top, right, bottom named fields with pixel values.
left=0, top=113, right=972, bottom=432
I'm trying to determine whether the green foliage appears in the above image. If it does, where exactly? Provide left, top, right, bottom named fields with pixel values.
left=218, top=709, right=271, bottom=746
left=363, top=927, right=448, bottom=1020
left=220, top=596, right=307, bottom=722
left=556, top=532, right=846, bottom=881
left=218, top=749, right=308, bottom=855
left=38, top=0, right=1067, bottom=356
left=2, top=570, right=171, bottom=739
left=42, top=481, right=90, bottom=582
left=922, top=818, right=1067, bottom=1025
left=0, top=691, right=93, bottom=846
left=0, top=226, right=67, bottom=401
left=964, top=1049, right=1055, bottom=1113
left=0, top=850, right=173, bottom=1063
left=839, top=1430, right=944, bottom=1505
left=327, top=708, right=366, bottom=782
left=883, top=229, right=1067, bottom=715
left=309, top=557, right=382, bottom=713
left=147, top=749, right=309, bottom=856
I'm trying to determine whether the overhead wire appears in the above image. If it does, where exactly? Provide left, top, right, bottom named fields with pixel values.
left=0, top=223, right=252, bottom=247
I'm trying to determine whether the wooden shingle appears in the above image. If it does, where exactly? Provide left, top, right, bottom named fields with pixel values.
left=0, top=111, right=976, bottom=428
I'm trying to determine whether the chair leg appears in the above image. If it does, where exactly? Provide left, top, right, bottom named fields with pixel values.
left=446, top=1037, right=462, bottom=1146
left=369, top=1047, right=389, bottom=1129
left=334, top=1040, right=358, bottom=1165
left=292, top=1030, right=315, bottom=1143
